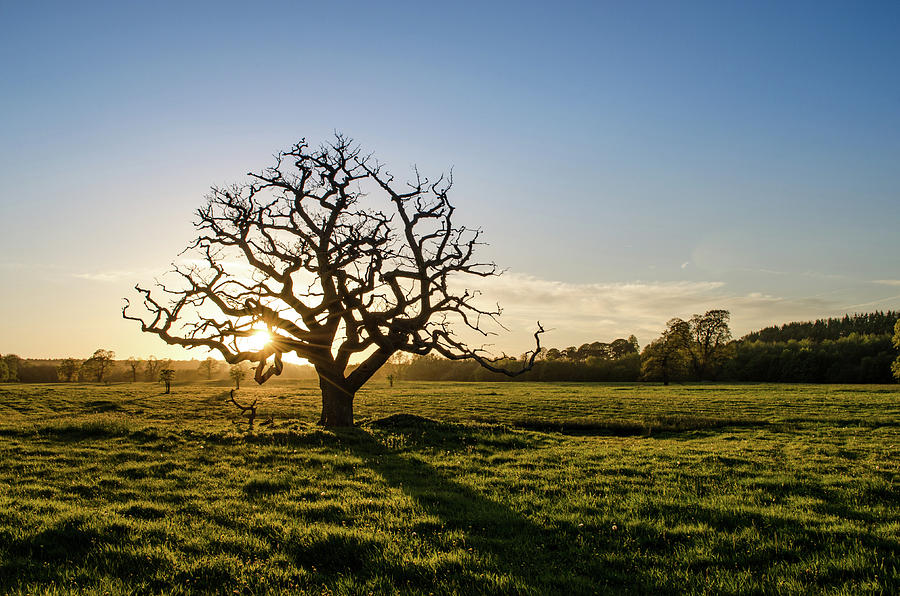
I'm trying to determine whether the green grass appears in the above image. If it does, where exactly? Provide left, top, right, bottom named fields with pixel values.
left=0, top=380, right=897, bottom=594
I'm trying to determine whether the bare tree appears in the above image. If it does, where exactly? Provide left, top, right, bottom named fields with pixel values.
left=198, top=356, right=221, bottom=380
left=124, top=135, right=542, bottom=426
left=144, top=356, right=161, bottom=382
left=126, top=357, right=142, bottom=382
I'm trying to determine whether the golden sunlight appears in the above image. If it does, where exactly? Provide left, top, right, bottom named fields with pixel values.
left=243, top=329, right=273, bottom=351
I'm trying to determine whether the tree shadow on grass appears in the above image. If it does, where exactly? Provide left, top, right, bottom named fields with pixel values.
left=648, top=499, right=899, bottom=592
left=495, top=416, right=779, bottom=438
left=0, top=514, right=171, bottom=592
left=329, top=416, right=666, bottom=595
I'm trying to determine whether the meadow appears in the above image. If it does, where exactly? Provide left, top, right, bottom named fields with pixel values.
left=0, top=380, right=897, bottom=594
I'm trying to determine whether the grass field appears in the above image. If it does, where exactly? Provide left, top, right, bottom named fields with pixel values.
left=0, top=380, right=897, bottom=594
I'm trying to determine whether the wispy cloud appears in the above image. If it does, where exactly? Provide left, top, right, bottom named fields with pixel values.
left=731, top=267, right=849, bottom=281
left=73, top=271, right=138, bottom=283
left=460, top=272, right=844, bottom=351
left=74, top=259, right=258, bottom=284
left=839, top=293, right=900, bottom=311
left=73, top=267, right=165, bottom=283
left=873, top=279, right=900, bottom=287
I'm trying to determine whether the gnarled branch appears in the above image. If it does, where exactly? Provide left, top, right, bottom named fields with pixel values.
left=125, top=134, right=544, bottom=424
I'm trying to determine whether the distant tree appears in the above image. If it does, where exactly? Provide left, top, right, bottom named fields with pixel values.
left=82, top=349, right=116, bottom=383
left=892, top=319, right=900, bottom=381
left=57, top=358, right=80, bottom=382
left=575, top=343, right=591, bottom=361
left=582, top=342, right=612, bottom=361
left=382, top=352, right=412, bottom=387
left=158, top=359, right=173, bottom=382
left=0, top=359, right=7, bottom=383
left=383, top=352, right=410, bottom=387
left=627, top=335, right=640, bottom=353
left=544, top=348, right=562, bottom=361
left=674, top=310, right=733, bottom=380
left=198, top=357, right=221, bottom=380
left=126, top=357, right=141, bottom=382
left=159, top=369, right=175, bottom=394
left=2, top=354, right=21, bottom=382
left=144, top=356, right=161, bottom=382
left=230, top=363, right=249, bottom=389
left=610, top=338, right=637, bottom=359
left=641, top=319, right=689, bottom=385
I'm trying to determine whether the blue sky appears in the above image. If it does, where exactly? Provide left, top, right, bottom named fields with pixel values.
left=1, top=1, right=899, bottom=358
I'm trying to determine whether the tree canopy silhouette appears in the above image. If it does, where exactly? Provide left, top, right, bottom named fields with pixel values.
left=673, top=309, right=732, bottom=381
left=82, top=349, right=115, bottom=383
left=124, top=135, right=542, bottom=426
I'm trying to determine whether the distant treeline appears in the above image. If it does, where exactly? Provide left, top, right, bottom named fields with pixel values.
left=718, top=311, right=900, bottom=384
left=399, top=353, right=642, bottom=383
left=1, top=354, right=317, bottom=384
left=721, top=335, right=896, bottom=383
left=2, top=311, right=898, bottom=385
left=387, top=311, right=900, bottom=384
left=741, top=311, right=899, bottom=343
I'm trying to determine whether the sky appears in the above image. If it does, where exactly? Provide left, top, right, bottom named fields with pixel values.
left=1, top=1, right=899, bottom=360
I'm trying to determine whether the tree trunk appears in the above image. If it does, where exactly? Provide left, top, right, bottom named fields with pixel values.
left=317, top=375, right=355, bottom=427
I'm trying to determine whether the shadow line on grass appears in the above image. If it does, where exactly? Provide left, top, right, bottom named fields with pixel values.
left=492, top=417, right=778, bottom=437
left=333, top=418, right=671, bottom=595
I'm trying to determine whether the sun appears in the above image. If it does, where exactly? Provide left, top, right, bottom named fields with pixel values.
left=244, top=329, right=273, bottom=351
